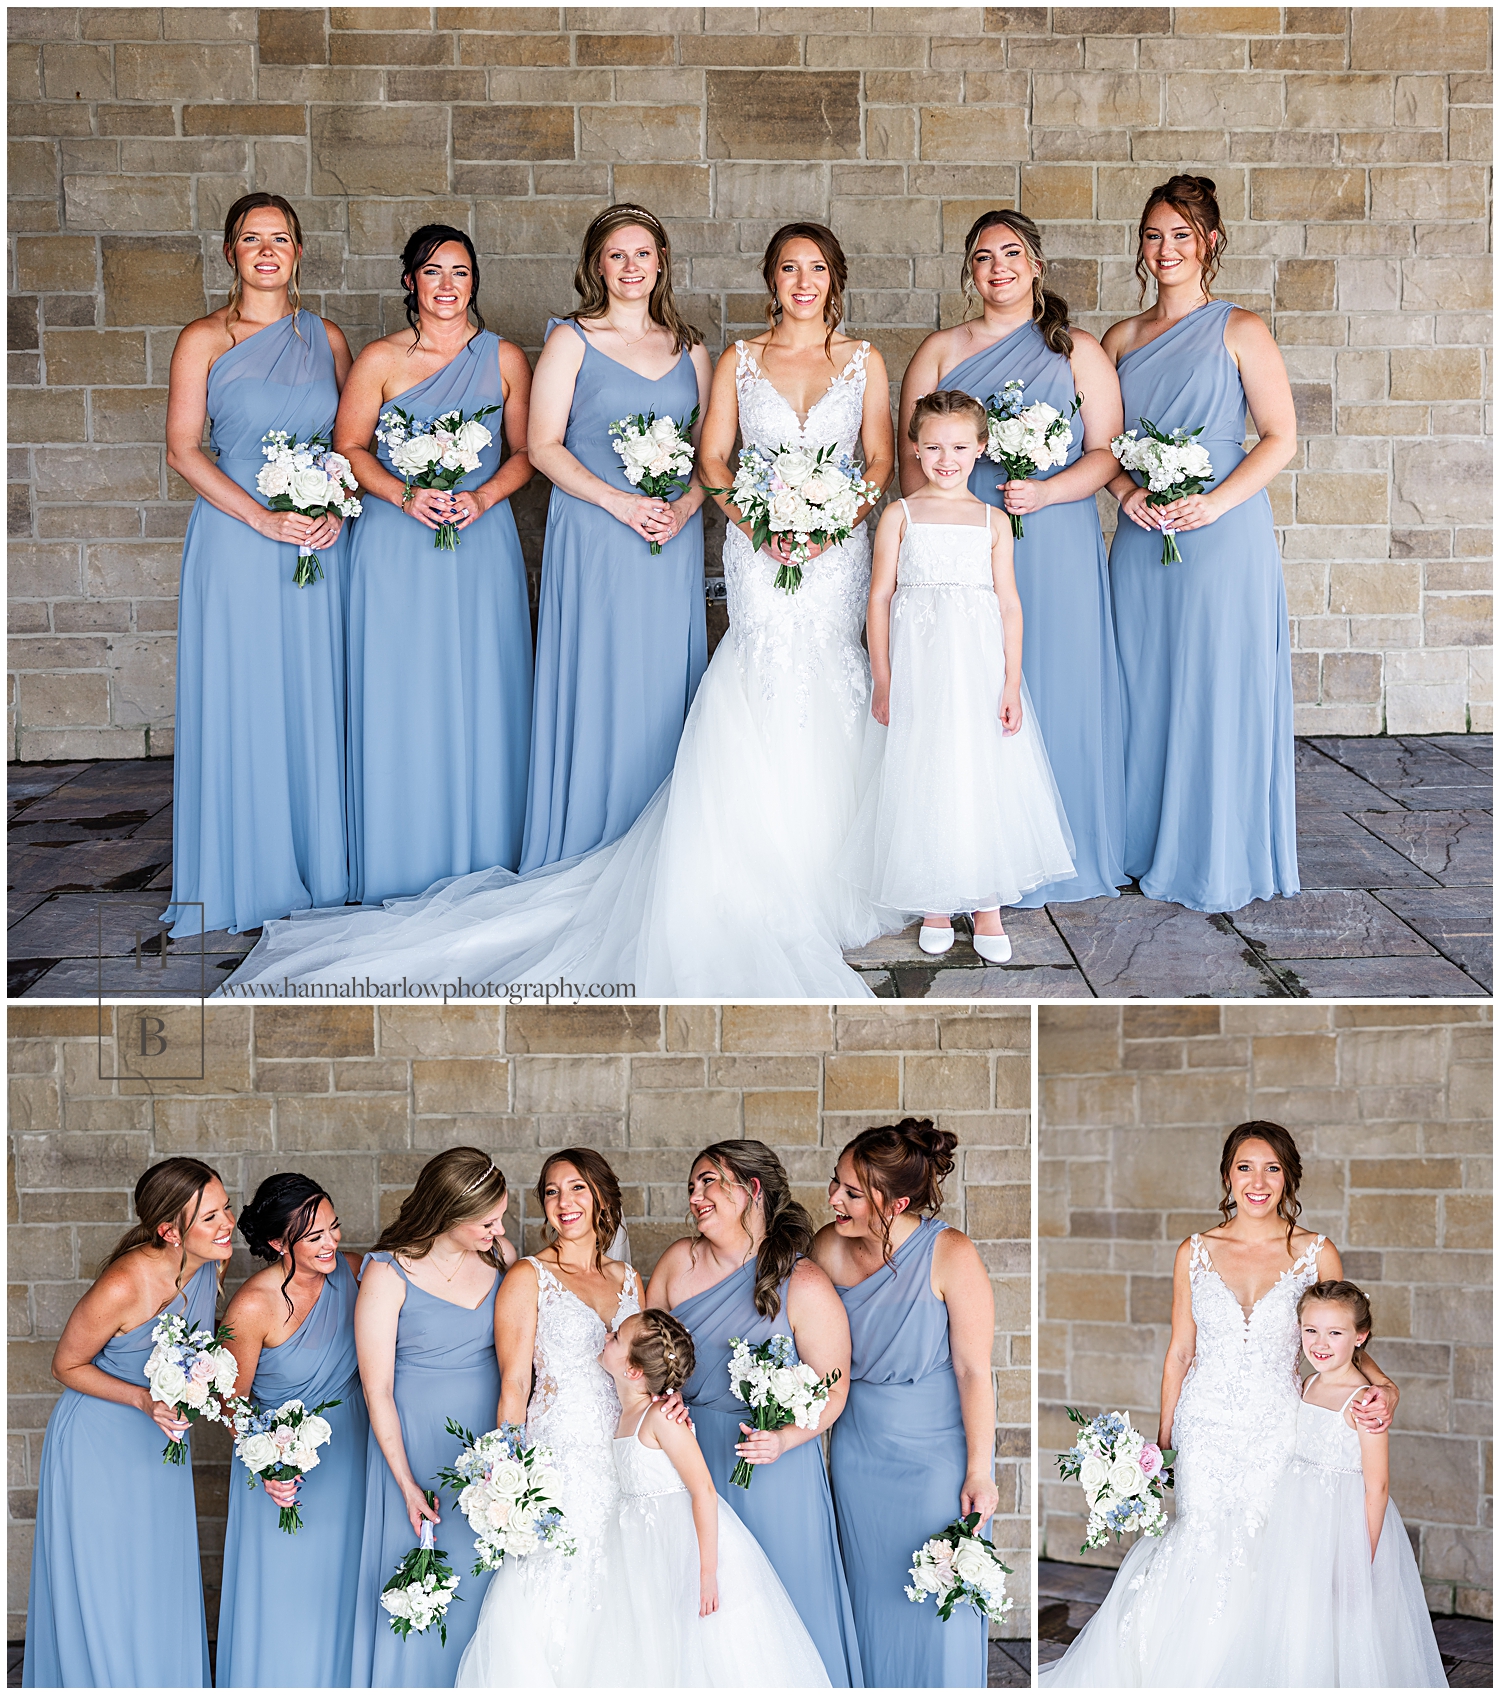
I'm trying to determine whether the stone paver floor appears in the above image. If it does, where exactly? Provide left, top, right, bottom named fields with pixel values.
left=7, top=736, right=1492, bottom=1000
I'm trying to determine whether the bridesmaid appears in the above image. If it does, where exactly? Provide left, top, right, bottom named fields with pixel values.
left=646, top=1140, right=863, bottom=1687
left=335, top=224, right=535, bottom=905
left=1103, top=176, right=1300, bottom=911
left=163, top=192, right=352, bottom=939
left=350, top=1148, right=515, bottom=1687
left=24, top=1159, right=234, bottom=1687
left=900, top=209, right=1127, bottom=909
left=521, top=204, right=712, bottom=869
left=217, top=1175, right=369, bottom=1687
left=811, top=1121, right=999, bottom=1688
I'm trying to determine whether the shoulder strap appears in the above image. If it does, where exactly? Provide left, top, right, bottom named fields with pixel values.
left=632, top=1402, right=654, bottom=1440
left=898, top=497, right=911, bottom=523
left=1187, top=1234, right=1210, bottom=1274
left=1338, top=1386, right=1366, bottom=1418
left=362, top=1249, right=408, bottom=1284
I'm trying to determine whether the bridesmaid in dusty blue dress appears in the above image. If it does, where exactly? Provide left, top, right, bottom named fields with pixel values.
left=164, top=193, right=352, bottom=939
left=647, top=1140, right=863, bottom=1687
left=351, top=1149, right=512, bottom=1687
left=24, top=1159, right=234, bottom=1688
left=218, top=1176, right=369, bottom=1687
left=812, top=1123, right=1001, bottom=1688
left=900, top=209, right=1126, bottom=907
left=334, top=224, right=534, bottom=906
left=522, top=204, right=712, bottom=869
left=1103, top=176, right=1300, bottom=911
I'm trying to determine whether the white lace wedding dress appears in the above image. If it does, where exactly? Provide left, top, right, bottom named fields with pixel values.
left=455, top=1258, right=641, bottom=1688
left=224, top=341, right=893, bottom=999
left=1041, top=1233, right=1329, bottom=1688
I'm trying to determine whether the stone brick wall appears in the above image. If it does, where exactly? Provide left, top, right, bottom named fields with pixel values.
left=1038, top=1002, right=1492, bottom=1619
left=7, top=1000, right=1032, bottom=1640
left=7, top=6, right=1492, bottom=759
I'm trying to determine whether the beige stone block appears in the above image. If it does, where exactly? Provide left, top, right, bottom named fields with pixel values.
left=1042, top=1073, right=1135, bottom=1129
left=101, top=237, right=203, bottom=329
left=1056, top=7, right=1170, bottom=35
left=823, top=1055, right=901, bottom=1111
left=1275, top=259, right=1336, bottom=313
left=253, top=1007, right=375, bottom=1059
left=330, top=29, right=452, bottom=66
left=742, top=1091, right=820, bottom=1145
left=706, top=70, right=860, bottom=161
left=477, top=200, right=598, bottom=257
left=258, top=9, right=328, bottom=65
left=628, top=1088, right=740, bottom=1148
left=312, top=106, right=449, bottom=192
left=107, top=633, right=173, bottom=724
left=1393, top=440, right=1491, bottom=526
left=1402, top=258, right=1491, bottom=313
left=967, top=1183, right=1030, bottom=1241
left=1098, top=165, right=1246, bottom=222
left=1250, top=167, right=1365, bottom=222
left=1349, top=1191, right=1438, bottom=1246
left=1251, top=1033, right=1337, bottom=1087
left=829, top=196, right=939, bottom=255
left=114, top=42, right=253, bottom=100
left=706, top=1056, right=820, bottom=1090
left=1352, top=7, right=1490, bottom=71
left=681, top=33, right=799, bottom=66
left=630, top=1057, right=707, bottom=1091
left=9, top=389, right=87, bottom=445
left=918, top=105, right=1027, bottom=162
left=1032, top=72, right=1160, bottom=128
left=720, top=1007, right=832, bottom=1053
left=1039, top=1007, right=1120, bottom=1074
left=1250, top=36, right=1349, bottom=70
left=1138, top=1071, right=1250, bottom=1128
left=1372, top=165, right=1489, bottom=222
left=18, top=668, right=108, bottom=728
left=1297, top=473, right=1390, bottom=528
left=905, top=1055, right=990, bottom=1111
left=514, top=1056, right=625, bottom=1114
left=939, top=1011, right=1029, bottom=1053
left=1449, top=108, right=1492, bottom=164
left=62, top=174, right=191, bottom=233
left=1349, top=1156, right=1463, bottom=1190
left=506, top=1009, right=661, bottom=1054
left=39, top=330, right=145, bottom=388
left=458, top=33, right=570, bottom=65
left=347, top=199, right=472, bottom=257
left=1047, top=1270, right=1126, bottom=1321
left=1320, top=651, right=1383, bottom=703
left=613, top=164, right=711, bottom=219
left=1166, top=72, right=1282, bottom=128
left=1390, top=347, right=1485, bottom=402
left=333, top=1061, right=410, bottom=1093
left=713, top=162, right=827, bottom=223
left=1177, top=5, right=1280, bottom=29
left=1020, top=165, right=1093, bottom=221
left=40, top=42, right=115, bottom=101
left=154, top=1097, right=273, bottom=1154
left=114, top=1007, right=253, bottom=1096
left=580, top=105, right=701, bottom=162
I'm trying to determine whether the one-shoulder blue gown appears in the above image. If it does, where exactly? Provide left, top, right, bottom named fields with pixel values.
left=1111, top=299, right=1299, bottom=911
left=350, top=1252, right=500, bottom=1688
left=674, top=1261, right=864, bottom=1687
left=346, top=331, right=533, bottom=906
left=24, top=1261, right=218, bottom=1688
left=520, top=319, right=707, bottom=870
left=831, top=1216, right=988, bottom=1687
left=216, top=1254, right=369, bottom=1687
left=947, top=321, right=1126, bottom=905
left=165, top=311, right=349, bottom=939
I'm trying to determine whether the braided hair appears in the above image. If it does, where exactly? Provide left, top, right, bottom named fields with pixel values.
left=626, top=1310, right=696, bottom=1396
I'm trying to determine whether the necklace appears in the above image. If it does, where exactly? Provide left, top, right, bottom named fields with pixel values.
left=603, top=316, right=652, bottom=348
left=429, top=1248, right=467, bottom=1283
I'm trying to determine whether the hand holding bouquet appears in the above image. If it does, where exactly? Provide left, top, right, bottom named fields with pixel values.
left=232, top=1395, right=340, bottom=1533
left=376, top=404, right=500, bottom=551
left=1110, top=418, right=1215, bottom=564
left=1056, top=1406, right=1174, bottom=1551
left=143, top=1313, right=242, bottom=1465
left=256, top=430, right=362, bottom=586
left=726, top=1334, right=840, bottom=1488
left=380, top=1494, right=460, bottom=1645
left=610, top=406, right=699, bottom=553
left=906, top=1512, right=1013, bottom=1622
left=983, top=379, right=1082, bottom=538
left=435, top=1420, right=576, bottom=1572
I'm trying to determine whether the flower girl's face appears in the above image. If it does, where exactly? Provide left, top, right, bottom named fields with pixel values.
left=1227, top=1138, right=1285, bottom=1223
left=227, top=208, right=299, bottom=297
left=598, top=1314, right=642, bottom=1381
left=1140, top=205, right=1210, bottom=291
left=409, top=241, right=475, bottom=324
left=278, top=1197, right=342, bottom=1278
left=915, top=419, right=983, bottom=491
left=542, top=1165, right=595, bottom=1244
left=598, top=225, right=661, bottom=302
left=1300, top=1301, right=1367, bottom=1375
left=968, top=225, right=1037, bottom=312
left=161, top=1178, right=236, bottom=1264
left=772, top=238, right=832, bottom=326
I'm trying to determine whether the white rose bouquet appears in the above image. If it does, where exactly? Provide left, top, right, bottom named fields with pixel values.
left=434, top=1419, right=576, bottom=1573
left=375, top=403, right=501, bottom=552
left=983, top=379, right=1083, bottom=539
left=905, top=1511, right=1013, bottom=1623
left=231, top=1395, right=340, bottom=1533
left=142, top=1312, right=242, bottom=1466
left=255, top=428, right=362, bottom=586
left=380, top=1495, right=460, bottom=1645
left=609, top=405, right=699, bottom=554
left=1056, top=1406, right=1175, bottom=1551
left=705, top=441, right=883, bottom=594
left=726, top=1333, right=841, bottom=1489
left=1110, top=417, right=1216, bottom=565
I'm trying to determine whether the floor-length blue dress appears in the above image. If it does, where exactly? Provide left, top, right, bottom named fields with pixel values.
left=831, top=1216, right=987, bottom=1687
left=948, top=322, right=1126, bottom=905
left=165, top=311, right=349, bottom=939
left=350, top=1252, right=500, bottom=1688
left=520, top=320, right=707, bottom=870
left=1111, top=299, right=1299, bottom=911
left=216, top=1255, right=369, bottom=1687
left=23, top=1261, right=218, bottom=1688
left=674, top=1262, right=864, bottom=1687
left=347, top=331, right=533, bottom=906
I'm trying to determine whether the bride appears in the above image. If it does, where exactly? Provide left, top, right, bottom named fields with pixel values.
left=225, top=223, right=897, bottom=999
left=1041, top=1122, right=1400, bottom=1688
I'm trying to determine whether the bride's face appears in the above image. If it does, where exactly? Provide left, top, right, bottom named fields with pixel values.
left=1227, top=1138, right=1285, bottom=1222
left=772, top=237, right=832, bottom=326
left=687, top=1159, right=755, bottom=1247
left=542, top=1163, right=595, bottom=1244
left=1300, top=1301, right=1366, bottom=1374
left=827, top=1152, right=901, bottom=1241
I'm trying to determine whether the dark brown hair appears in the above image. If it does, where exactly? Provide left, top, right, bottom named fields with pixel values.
left=1219, top=1121, right=1302, bottom=1251
left=1135, top=175, right=1227, bottom=302
left=376, top=1147, right=508, bottom=1269
left=1298, top=1278, right=1373, bottom=1362
left=401, top=223, right=485, bottom=349
left=239, top=1172, right=335, bottom=1319
left=98, top=1158, right=225, bottom=1294
left=626, top=1309, right=696, bottom=1396
left=908, top=389, right=987, bottom=444
left=841, top=1118, right=958, bottom=1264
left=962, top=209, right=1074, bottom=357
left=692, top=1140, right=814, bottom=1319
left=761, top=222, right=848, bottom=356
left=570, top=204, right=702, bottom=355
left=222, top=192, right=303, bottom=336
left=537, top=1148, right=623, bottom=1272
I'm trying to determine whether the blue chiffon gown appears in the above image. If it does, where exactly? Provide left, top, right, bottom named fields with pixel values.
left=831, top=1216, right=987, bottom=1688
left=520, top=320, right=707, bottom=870
left=23, top=1260, right=218, bottom=1688
left=165, top=311, right=349, bottom=939
left=346, top=331, right=533, bottom=906
left=674, top=1262, right=864, bottom=1687
left=1111, top=299, right=1299, bottom=911
left=216, top=1255, right=369, bottom=1687
left=350, top=1252, right=500, bottom=1688
left=949, top=322, right=1127, bottom=905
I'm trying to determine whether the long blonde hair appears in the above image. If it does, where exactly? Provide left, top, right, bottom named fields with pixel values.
left=570, top=204, right=701, bottom=355
left=375, top=1148, right=509, bottom=1270
left=222, top=192, right=303, bottom=335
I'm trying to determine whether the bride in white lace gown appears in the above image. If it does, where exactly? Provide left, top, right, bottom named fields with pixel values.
left=225, top=223, right=897, bottom=1000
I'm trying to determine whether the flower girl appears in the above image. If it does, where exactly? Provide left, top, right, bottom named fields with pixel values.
left=843, top=389, right=1075, bottom=959
left=1240, top=1280, right=1445, bottom=1686
left=590, top=1311, right=830, bottom=1687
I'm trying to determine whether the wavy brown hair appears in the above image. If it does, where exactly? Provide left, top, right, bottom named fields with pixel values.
left=569, top=204, right=701, bottom=355
left=691, top=1140, right=813, bottom=1319
left=1135, top=174, right=1227, bottom=302
left=537, top=1148, right=623, bottom=1272
left=842, top=1118, right=958, bottom=1265
left=761, top=222, right=847, bottom=357
left=375, top=1147, right=508, bottom=1269
left=98, top=1158, right=226, bottom=1295
left=1218, top=1121, right=1303, bottom=1252
left=962, top=209, right=1074, bottom=357
left=222, top=192, right=303, bottom=337
left=908, top=389, right=987, bottom=445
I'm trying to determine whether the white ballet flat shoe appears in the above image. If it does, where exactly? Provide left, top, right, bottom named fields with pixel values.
left=918, top=924, right=956, bottom=955
left=970, top=929, right=1012, bottom=964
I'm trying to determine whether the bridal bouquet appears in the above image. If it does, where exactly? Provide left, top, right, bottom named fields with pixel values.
left=435, top=1419, right=576, bottom=1572
left=380, top=1497, right=460, bottom=1645
left=231, top=1395, right=340, bottom=1533
left=143, top=1313, right=242, bottom=1465
left=255, top=429, right=362, bottom=586
left=1056, top=1406, right=1174, bottom=1551
left=706, top=442, right=882, bottom=594
left=375, top=403, right=500, bottom=551
left=982, top=379, right=1082, bottom=539
left=726, top=1334, right=841, bottom=1489
left=1110, top=418, right=1215, bottom=565
left=906, top=1511, right=1013, bottom=1622
left=610, top=405, right=698, bottom=553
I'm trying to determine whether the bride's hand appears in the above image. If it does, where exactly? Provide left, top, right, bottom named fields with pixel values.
left=1352, top=1384, right=1395, bottom=1433
left=402, top=1482, right=440, bottom=1536
left=652, top=1390, right=694, bottom=1428
left=764, top=534, right=828, bottom=565
left=961, top=1472, right=1000, bottom=1529
left=734, top=1422, right=787, bottom=1467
